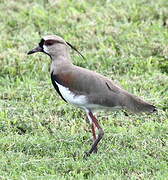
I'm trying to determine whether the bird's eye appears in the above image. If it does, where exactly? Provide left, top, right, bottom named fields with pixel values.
left=44, top=40, right=56, bottom=46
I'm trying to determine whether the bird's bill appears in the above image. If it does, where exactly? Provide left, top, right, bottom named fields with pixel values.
left=27, top=46, right=43, bottom=55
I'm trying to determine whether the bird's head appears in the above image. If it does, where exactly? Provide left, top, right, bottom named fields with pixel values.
left=27, top=35, right=85, bottom=59
left=27, top=35, right=69, bottom=57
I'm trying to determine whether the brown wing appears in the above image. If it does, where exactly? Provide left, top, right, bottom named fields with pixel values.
left=51, top=65, right=124, bottom=107
left=52, top=66, right=123, bottom=94
left=51, top=65, right=156, bottom=112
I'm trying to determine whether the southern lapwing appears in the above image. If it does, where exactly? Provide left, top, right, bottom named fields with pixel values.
left=28, top=35, right=157, bottom=156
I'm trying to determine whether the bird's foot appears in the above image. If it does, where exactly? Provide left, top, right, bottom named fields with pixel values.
left=93, top=146, right=98, bottom=153
left=83, top=146, right=98, bottom=159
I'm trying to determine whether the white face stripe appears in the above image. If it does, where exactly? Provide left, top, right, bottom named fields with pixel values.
left=43, top=45, right=49, bottom=54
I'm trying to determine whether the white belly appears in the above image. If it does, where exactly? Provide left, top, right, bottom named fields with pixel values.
left=55, top=81, right=121, bottom=111
left=55, top=81, right=88, bottom=106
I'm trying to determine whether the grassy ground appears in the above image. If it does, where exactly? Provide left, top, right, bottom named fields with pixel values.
left=0, top=0, right=168, bottom=179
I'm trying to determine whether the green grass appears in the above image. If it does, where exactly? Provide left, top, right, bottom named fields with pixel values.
left=0, top=0, right=168, bottom=179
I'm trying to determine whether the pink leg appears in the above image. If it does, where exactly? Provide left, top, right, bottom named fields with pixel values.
left=86, top=111, right=104, bottom=156
left=91, top=123, right=97, bottom=140
left=91, top=123, right=98, bottom=153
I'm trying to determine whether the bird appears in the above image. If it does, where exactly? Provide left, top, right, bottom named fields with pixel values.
left=27, top=35, right=157, bottom=156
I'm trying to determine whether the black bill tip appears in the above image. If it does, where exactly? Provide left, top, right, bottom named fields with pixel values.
left=27, top=50, right=35, bottom=55
left=27, top=46, right=43, bottom=55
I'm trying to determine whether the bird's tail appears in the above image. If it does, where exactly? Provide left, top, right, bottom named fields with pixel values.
left=121, top=92, right=157, bottom=113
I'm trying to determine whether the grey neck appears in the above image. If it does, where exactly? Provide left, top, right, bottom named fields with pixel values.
left=50, top=54, right=73, bottom=74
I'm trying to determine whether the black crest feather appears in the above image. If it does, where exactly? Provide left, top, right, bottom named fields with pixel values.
left=66, top=42, right=86, bottom=60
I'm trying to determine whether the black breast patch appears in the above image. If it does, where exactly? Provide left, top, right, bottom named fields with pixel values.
left=51, top=72, right=67, bottom=102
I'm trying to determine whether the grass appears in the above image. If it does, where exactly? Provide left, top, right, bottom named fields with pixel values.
left=0, top=0, right=168, bottom=179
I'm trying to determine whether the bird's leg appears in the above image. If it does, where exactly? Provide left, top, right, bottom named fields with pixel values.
left=86, top=116, right=97, bottom=153
left=86, top=111, right=104, bottom=156
left=91, top=123, right=98, bottom=153
left=91, top=123, right=97, bottom=140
